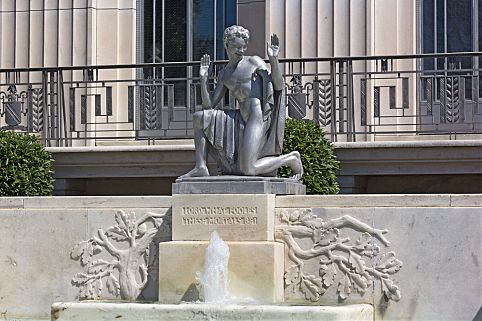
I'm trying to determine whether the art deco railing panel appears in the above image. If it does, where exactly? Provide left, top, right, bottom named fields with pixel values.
left=0, top=52, right=480, bottom=146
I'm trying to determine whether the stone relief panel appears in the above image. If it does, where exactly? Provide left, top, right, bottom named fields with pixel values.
left=70, top=209, right=171, bottom=301
left=275, top=209, right=403, bottom=303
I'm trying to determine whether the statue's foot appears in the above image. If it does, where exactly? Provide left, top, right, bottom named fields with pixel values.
left=291, top=173, right=302, bottom=180
left=289, top=151, right=304, bottom=180
left=179, top=166, right=210, bottom=179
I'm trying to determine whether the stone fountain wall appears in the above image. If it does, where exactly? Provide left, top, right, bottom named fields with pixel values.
left=275, top=195, right=481, bottom=321
left=0, top=196, right=172, bottom=321
left=0, top=195, right=480, bottom=321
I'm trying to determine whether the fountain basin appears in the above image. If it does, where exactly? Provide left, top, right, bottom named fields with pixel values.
left=51, top=302, right=373, bottom=321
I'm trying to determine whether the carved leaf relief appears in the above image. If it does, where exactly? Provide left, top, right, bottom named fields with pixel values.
left=276, top=209, right=403, bottom=302
left=70, top=210, right=169, bottom=301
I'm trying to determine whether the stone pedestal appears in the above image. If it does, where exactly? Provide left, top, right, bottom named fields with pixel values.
left=160, top=192, right=287, bottom=304
left=158, top=241, right=284, bottom=303
left=172, top=194, right=275, bottom=241
left=172, top=176, right=306, bottom=195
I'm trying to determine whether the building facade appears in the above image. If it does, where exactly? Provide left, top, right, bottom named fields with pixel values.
left=0, top=0, right=481, bottom=194
left=1, top=1, right=480, bottom=65
left=0, top=1, right=480, bottom=142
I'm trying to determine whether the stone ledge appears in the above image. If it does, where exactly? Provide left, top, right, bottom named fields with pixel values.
left=173, top=176, right=306, bottom=195
left=334, top=140, right=482, bottom=149
left=276, top=194, right=482, bottom=208
left=335, top=140, right=482, bottom=176
left=0, top=196, right=172, bottom=209
left=46, top=140, right=482, bottom=194
left=51, top=302, right=374, bottom=321
left=0, top=197, right=24, bottom=209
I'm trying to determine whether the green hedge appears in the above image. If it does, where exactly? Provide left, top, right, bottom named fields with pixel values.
left=279, top=119, right=339, bottom=194
left=0, top=131, right=54, bottom=196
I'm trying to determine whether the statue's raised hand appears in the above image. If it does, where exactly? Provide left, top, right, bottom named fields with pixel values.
left=267, top=34, right=280, bottom=58
left=199, top=54, right=210, bottom=78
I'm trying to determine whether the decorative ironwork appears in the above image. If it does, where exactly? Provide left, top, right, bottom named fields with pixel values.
left=374, top=86, right=380, bottom=118
left=29, top=87, right=44, bottom=133
left=0, top=52, right=480, bottom=145
left=338, top=62, right=345, bottom=133
left=360, top=79, right=367, bottom=126
left=425, top=78, right=433, bottom=116
left=389, top=86, right=396, bottom=109
left=313, top=79, right=333, bottom=127
left=141, top=85, right=159, bottom=130
left=1, top=85, right=28, bottom=131
left=287, top=76, right=307, bottom=120
left=442, top=76, right=463, bottom=124
left=402, top=78, right=409, bottom=109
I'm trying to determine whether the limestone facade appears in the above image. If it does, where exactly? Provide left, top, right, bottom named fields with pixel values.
left=0, top=0, right=419, bottom=66
left=0, top=0, right=136, bottom=69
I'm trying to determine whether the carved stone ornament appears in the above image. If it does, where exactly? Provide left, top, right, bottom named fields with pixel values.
left=70, top=210, right=168, bottom=300
left=275, top=209, right=403, bottom=302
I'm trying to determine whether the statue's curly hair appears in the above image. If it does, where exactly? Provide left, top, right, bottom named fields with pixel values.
left=223, top=25, right=250, bottom=47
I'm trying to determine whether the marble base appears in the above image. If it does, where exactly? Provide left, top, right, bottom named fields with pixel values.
left=51, top=302, right=373, bottom=321
left=172, top=176, right=306, bottom=195
left=172, top=194, right=275, bottom=241
left=158, top=241, right=284, bottom=304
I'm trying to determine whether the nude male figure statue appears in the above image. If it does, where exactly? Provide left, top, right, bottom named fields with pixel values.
left=180, top=25, right=303, bottom=179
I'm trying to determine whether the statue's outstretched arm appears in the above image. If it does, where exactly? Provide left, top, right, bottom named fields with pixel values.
left=267, top=34, right=283, bottom=91
left=200, top=54, right=227, bottom=109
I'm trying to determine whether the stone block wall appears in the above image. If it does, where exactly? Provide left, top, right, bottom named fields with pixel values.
left=0, top=196, right=172, bottom=320
left=0, top=195, right=480, bottom=320
left=275, top=195, right=481, bottom=321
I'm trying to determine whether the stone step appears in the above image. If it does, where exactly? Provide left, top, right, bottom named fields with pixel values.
left=51, top=302, right=374, bottom=321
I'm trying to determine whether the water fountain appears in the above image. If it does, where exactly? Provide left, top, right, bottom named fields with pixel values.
left=50, top=23, right=373, bottom=321
left=196, top=231, right=230, bottom=303
left=52, top=193, right=373, bottom=321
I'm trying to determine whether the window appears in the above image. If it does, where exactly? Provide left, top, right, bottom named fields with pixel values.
left=422, top=0, right=475, bottom=55
left=139, top=0, right=236, bottom=106
left=421, top=0, right=481, bottom=99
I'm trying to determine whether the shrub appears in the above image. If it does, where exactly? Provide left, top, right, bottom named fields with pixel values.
left=279, top=119, right=340, bottom=194
left=0, top=131, right=54, bottom=196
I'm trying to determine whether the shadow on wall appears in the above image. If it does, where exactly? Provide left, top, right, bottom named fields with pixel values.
left=54, top=177, right=177, bottom=196
left=365, top=175, right=482, bottom=194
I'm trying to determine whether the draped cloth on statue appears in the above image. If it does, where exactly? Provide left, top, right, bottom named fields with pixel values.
left=201, top=77, right=285, bottom=176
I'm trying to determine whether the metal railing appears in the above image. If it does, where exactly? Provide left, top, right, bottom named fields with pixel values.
left=1, top=52, right=481, bottom=146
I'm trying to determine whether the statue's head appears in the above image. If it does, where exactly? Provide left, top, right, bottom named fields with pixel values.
left=223, top=25, right=249, bottom=61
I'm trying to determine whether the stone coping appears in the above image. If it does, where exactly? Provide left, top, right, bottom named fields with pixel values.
left=0, top=194, right=480, bottom=209
left=334, top=139, right=482, bottom=149
left=275, top=194, right=482, bottom=207
left=46, top=144, right=195, bottom=153
left=175, top=176, right=301, bottom=183
left=0, top=196, right=173, bottom=209
left=45, top=139, right=482, bottom=153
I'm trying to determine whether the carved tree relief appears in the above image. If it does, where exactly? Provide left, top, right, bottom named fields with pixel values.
left=275, top=209, right=403, bottom=302
left=70, top=210, right=168, bottom=300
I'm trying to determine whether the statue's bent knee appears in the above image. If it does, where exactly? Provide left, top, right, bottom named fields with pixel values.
left=240, top=163, right=256, bottom=176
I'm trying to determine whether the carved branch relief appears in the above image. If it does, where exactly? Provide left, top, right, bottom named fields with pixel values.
left=70, top=210, right=169, bottom=301
left=275, top=209, right=403, bottom=302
